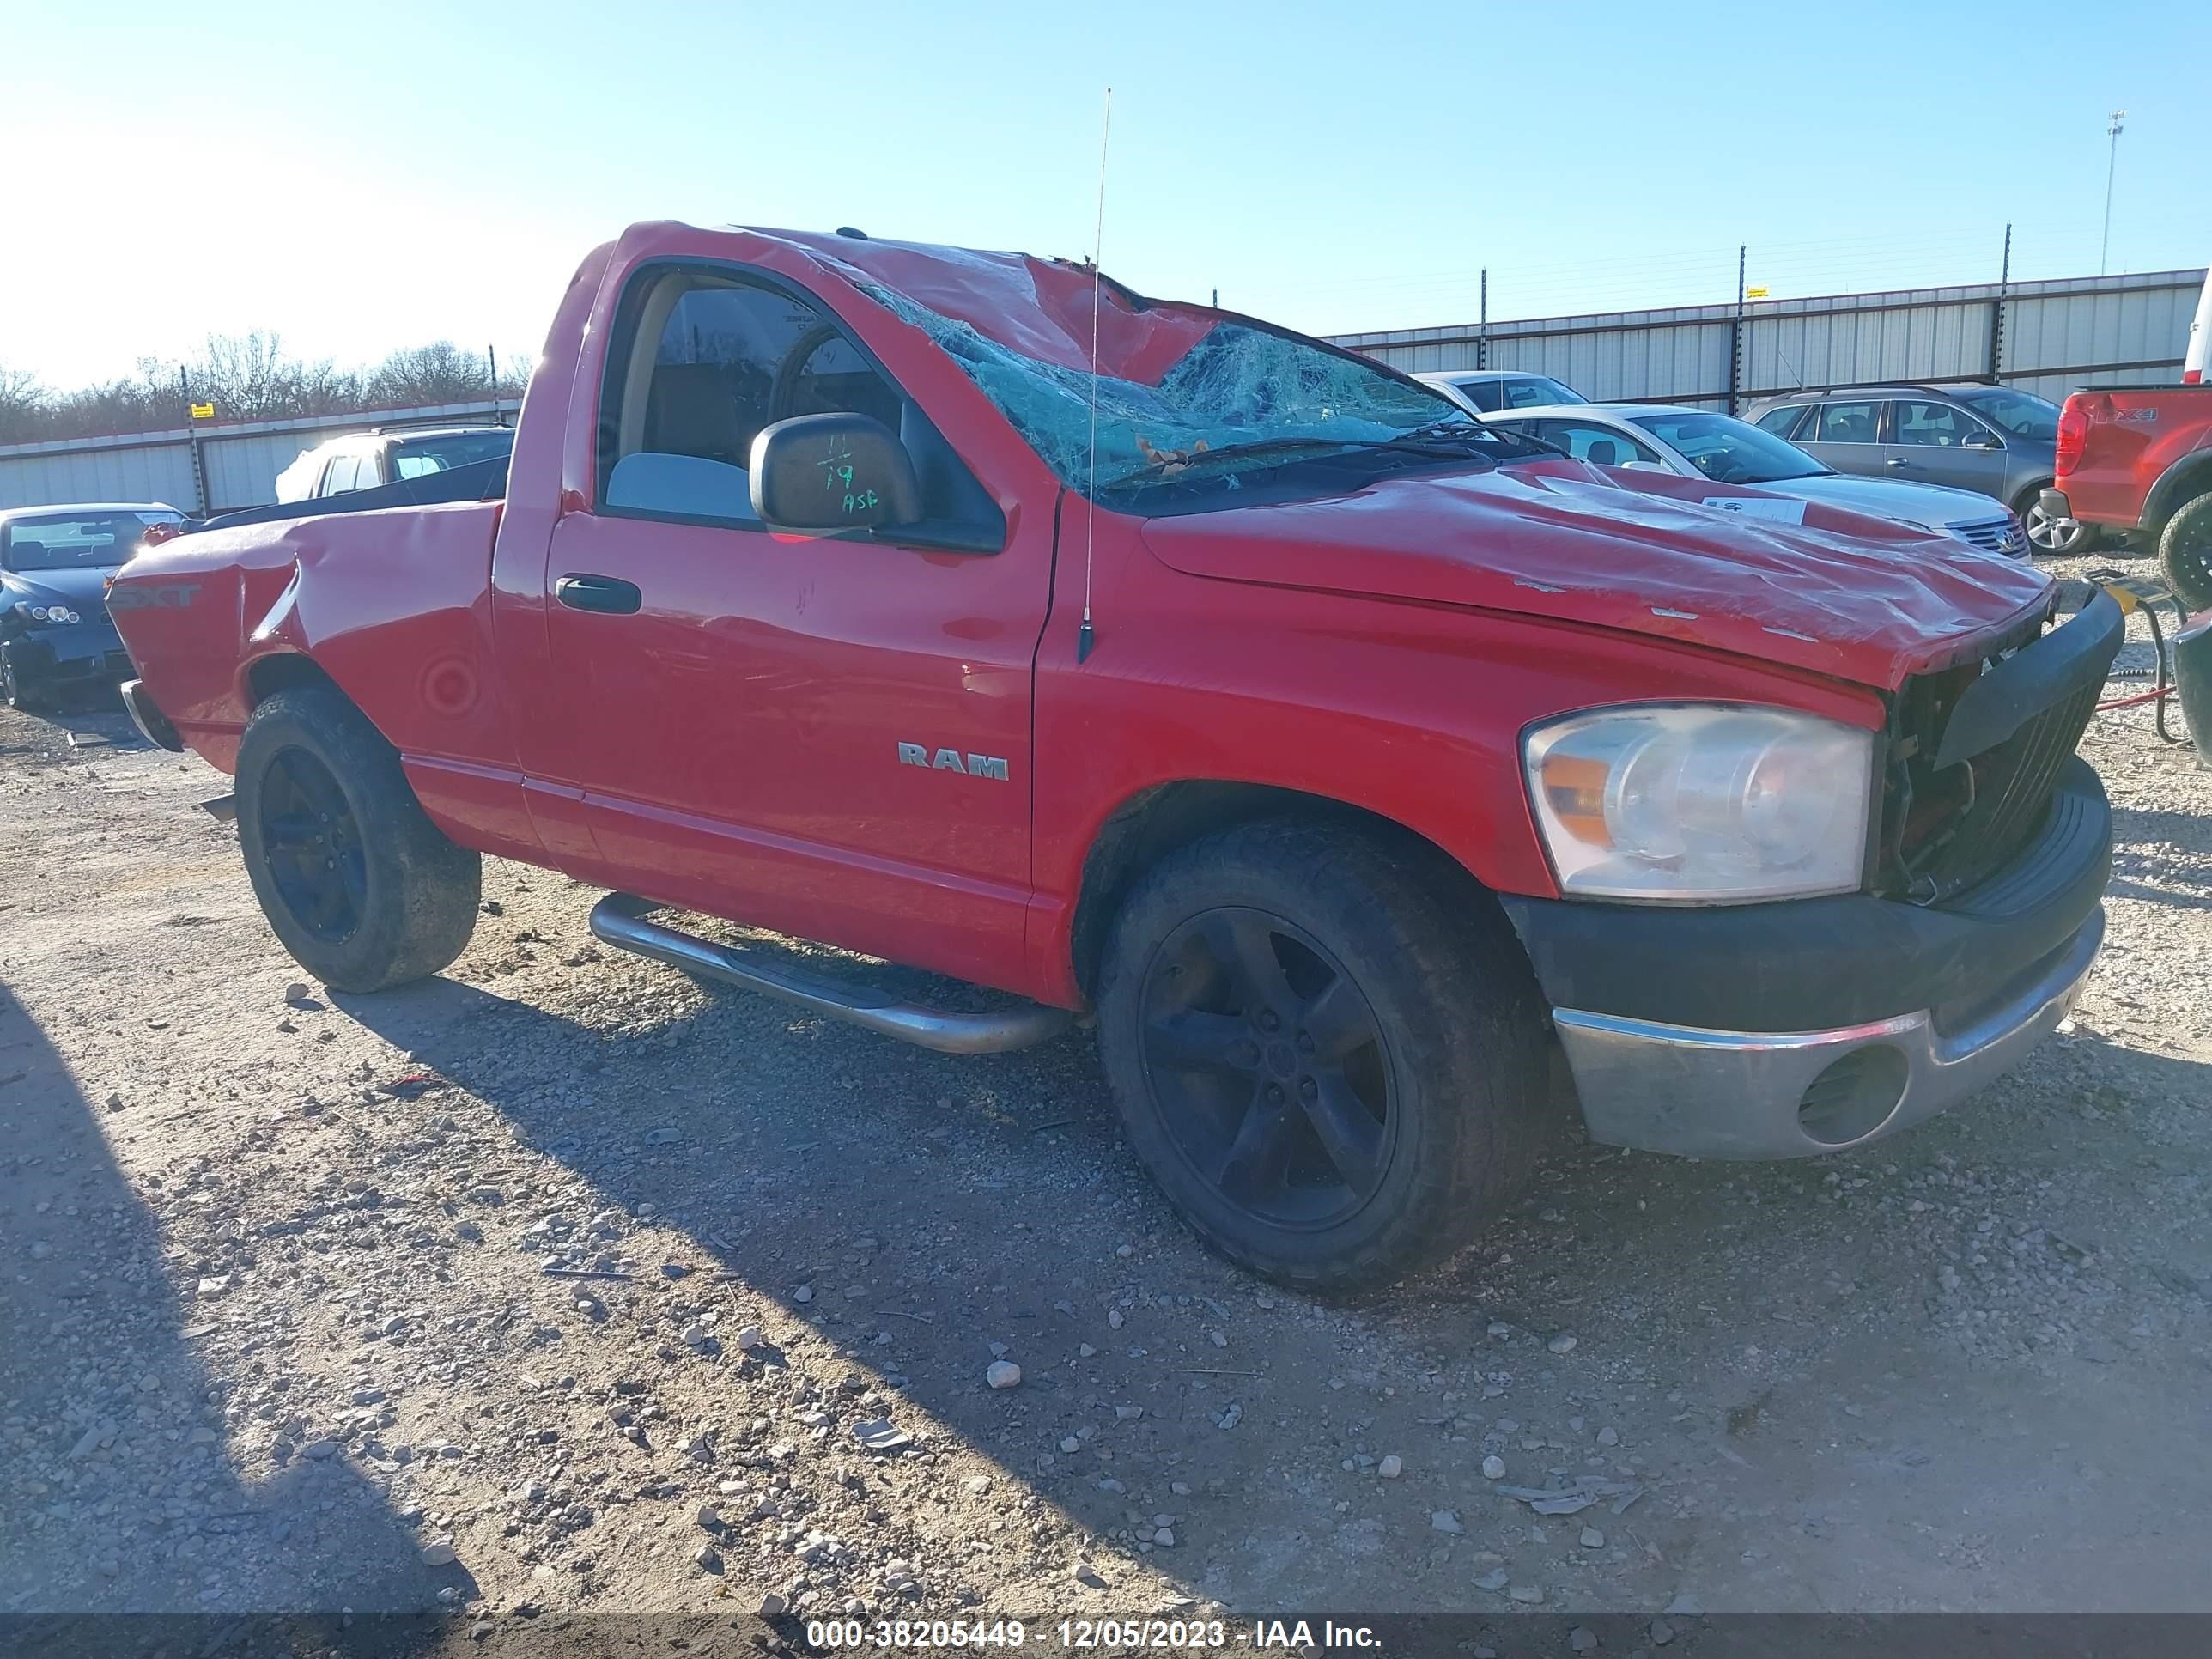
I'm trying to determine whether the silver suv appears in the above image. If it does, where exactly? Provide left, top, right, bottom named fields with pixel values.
left=1741, top=385, right=2078, bottom=553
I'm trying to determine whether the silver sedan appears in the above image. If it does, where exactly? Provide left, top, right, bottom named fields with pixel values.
left=1486, top=403, right=2031, bottom=556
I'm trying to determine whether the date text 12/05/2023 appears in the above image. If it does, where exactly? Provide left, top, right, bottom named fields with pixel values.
left=800, top=1618, right=1384, bottom=1650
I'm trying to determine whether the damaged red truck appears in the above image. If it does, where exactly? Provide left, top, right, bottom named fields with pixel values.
left=108, top=222, right=2121, bottom=1291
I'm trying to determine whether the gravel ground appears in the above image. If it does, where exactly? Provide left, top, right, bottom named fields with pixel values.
left=3, top=560, right=2209, bottom=1639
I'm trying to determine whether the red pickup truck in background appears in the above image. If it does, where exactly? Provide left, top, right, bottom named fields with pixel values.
left=2045, top=386, right=2212, bottom=610
left=106, top=222, right=2121, bottom=1291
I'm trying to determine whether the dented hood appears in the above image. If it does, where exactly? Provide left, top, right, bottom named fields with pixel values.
left=1139, top=459, right=2056, bottom=690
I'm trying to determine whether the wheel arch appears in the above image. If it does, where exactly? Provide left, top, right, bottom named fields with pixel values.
left=2143, top=451, right=2212, bottom=540
left=242, top=649, right=348, bottom=709
left=1067, top=779, right=1500, bottom=1002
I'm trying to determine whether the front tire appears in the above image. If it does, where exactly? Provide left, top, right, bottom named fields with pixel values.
left=2159, top=491, right=2212, bottom=611
left=235, top=684, right=480, bottom=992
left=1095, top=819, right=1551, bottom=1294
left=1, top=643, right=52, bottom=712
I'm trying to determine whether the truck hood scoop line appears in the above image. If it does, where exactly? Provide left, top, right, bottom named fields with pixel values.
left=1139, top=462, right=2057, bottom=689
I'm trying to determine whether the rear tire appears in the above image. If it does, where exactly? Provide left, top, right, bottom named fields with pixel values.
left=235, top=684, right=480, bottom=992
left=1095, top=818, right=1551, bottom=1294
left=2159, top=491, right=2212, bottom=611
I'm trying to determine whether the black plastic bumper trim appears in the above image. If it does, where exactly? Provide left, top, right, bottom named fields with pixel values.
left=1933, top=592, right=2123, bottom=769
left=1500, top=756, right=2111, bottom=1033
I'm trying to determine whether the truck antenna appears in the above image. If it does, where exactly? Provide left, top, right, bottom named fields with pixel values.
left=1077, top=86, right=1112, bottom=666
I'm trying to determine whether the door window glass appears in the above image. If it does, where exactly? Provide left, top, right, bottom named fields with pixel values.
left=1814, top=401, right=1880, bottom=444
left=601, top=275, right=905, bottom=526
left=1893, top=399, right=1994, bottom=447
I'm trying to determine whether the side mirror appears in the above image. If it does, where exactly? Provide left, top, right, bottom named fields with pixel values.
left=750, top=412, right=922, bottom=532
left=1962, top=430, right=2003, bottom=450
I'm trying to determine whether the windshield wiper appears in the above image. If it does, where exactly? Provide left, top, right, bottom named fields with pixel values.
left=1383, top=417, right=1563, bottom=457
left=1102, top=424, right=1528, bottom=488
left=1100, top=435, right=1395, bottom=485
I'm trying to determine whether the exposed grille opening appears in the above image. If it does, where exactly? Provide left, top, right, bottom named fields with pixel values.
left=1797, top=1046, right=1910, bottom=1147
left=1878, top=604, right=2109, bottom=905
left=1902, top=682, right=2099, bottom=902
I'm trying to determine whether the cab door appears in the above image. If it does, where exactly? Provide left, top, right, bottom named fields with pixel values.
left=528, top=265, right=1050, bottom=989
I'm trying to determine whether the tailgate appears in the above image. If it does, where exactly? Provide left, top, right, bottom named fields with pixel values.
left=2058, top=387, right=2212, bottom=526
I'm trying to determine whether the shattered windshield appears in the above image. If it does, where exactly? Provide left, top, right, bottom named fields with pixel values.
left=858, top=282, right=1538, bottom=503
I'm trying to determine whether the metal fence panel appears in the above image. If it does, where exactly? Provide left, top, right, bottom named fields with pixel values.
left=2003, top=279, right=2201, bottom=378
left=0, top=440, right=199, bottom=512
left=0, top=399, right=517, bottom=514
left=1330, top=268, right=2205, bottom=413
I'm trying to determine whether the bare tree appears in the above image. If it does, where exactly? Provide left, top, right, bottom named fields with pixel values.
left=0, top=365, right=44, bottom=427
left=365, top=341, right=495, bottom=408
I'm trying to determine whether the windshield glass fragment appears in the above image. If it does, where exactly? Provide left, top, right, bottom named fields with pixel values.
left=858, top=281, right=1534, bottom=500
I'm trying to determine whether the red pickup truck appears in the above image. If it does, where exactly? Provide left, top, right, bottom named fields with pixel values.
left=2044, top=386, right=2212, bottom=611
left=108, top=221, right=2121, bottom=1291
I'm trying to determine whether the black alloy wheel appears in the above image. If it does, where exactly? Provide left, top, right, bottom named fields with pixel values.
left=1139, top=905, right=1396, bottom=1231
left=254, top=745, right=368, bottom=944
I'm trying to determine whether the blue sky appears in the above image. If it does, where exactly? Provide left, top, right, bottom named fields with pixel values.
left=7, top=0, right=2207, bottom=386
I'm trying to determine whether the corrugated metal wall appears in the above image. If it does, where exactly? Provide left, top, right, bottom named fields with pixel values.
left=1330, top=267, right=2205, bottom=411
left=0, top=399, right=519, bottom=514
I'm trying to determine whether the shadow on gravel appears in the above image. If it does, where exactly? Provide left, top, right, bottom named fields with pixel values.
left=0, top=972, right=458, bottom=1618
left=330, top=966, right=1292, bottom=1598
left=0, top=691, right=145, bottom=764
left=327, top=945, right=2212, bottom=1617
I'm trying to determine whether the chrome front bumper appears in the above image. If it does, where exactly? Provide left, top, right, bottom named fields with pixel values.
left=1552, top=907, right=2104, bottom=1159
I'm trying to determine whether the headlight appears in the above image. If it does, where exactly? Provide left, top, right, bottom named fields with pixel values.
left=16, top=602, right=80, bottom=625
left=1523, top=703, right=1875, bottom=902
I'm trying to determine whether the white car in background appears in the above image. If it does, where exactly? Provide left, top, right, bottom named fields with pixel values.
left=1415, top=368, right=1589, bottom=415
left=273, top=425, right=514, bottom=504
left=1487, top=403, right=2031, bottom=556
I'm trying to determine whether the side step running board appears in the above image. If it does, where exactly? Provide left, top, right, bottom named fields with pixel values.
left=587, top=893, right=1074, bottom=1055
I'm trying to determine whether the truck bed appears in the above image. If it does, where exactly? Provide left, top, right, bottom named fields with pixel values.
left=190, top=454, right=508, bottom=537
